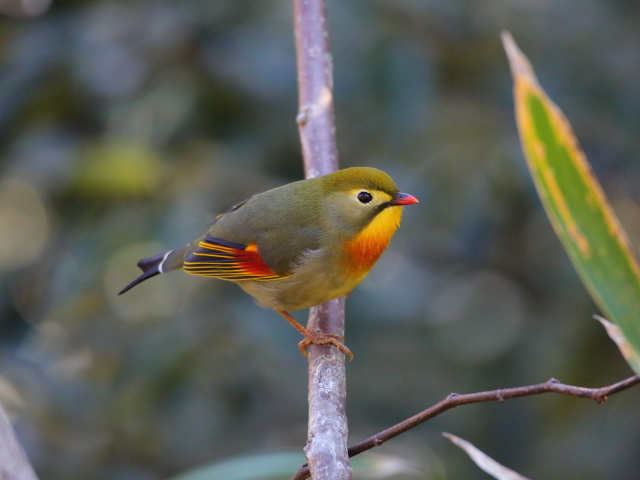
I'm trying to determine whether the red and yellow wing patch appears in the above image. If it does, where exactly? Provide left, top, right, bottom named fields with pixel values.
left=184, top=235, right=289, bottom=281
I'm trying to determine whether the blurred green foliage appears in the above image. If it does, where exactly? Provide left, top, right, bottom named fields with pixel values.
left=0, top=1, right=639, bottom=479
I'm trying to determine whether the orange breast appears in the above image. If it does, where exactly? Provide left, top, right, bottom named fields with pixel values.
left=342, top=207, right=403, bottom=277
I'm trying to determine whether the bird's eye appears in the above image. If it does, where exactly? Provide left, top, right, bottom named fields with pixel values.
left=357, top=191, right=373, bottom=204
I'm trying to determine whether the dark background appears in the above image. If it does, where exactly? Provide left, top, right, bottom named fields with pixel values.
left=0, top=1, right=639, bottom=479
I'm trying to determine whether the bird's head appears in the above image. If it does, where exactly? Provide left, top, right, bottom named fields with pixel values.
left=318, top=167, right=418, bottom=238
left=316, top=167, right=418, bottom=275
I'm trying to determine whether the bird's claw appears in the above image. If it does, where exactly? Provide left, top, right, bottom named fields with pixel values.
left=274, top=310, right=354, bottom=360
left=298, top=331, right=354, bottom=361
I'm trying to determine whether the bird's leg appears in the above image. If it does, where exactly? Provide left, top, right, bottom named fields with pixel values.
left=275, top=309, right=354, bottom=361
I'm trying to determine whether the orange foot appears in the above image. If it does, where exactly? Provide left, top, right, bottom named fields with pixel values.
left=275, top=309, right=354, bottom=361
left=298, top=331, right=354, bottom=361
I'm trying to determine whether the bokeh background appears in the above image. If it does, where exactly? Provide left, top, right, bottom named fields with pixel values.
left=1, top=1, right=639, bottom=479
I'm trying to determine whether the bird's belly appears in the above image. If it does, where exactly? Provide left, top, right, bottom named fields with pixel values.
left=238, top=260, right=363, bottom=311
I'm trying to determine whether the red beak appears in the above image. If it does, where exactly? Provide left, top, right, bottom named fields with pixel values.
left=389, top=192, right=419, bottom=206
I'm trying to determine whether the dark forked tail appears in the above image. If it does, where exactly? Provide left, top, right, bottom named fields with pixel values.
left=118, top=245, right=190, bottom=295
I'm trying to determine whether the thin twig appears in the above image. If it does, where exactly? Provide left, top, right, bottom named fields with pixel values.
left=293, top=1, right=350, bottom=480
left=290, top=375, right=640, bottom=480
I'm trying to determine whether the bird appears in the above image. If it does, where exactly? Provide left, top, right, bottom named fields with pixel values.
left=119, top=167, right=418, bottom=359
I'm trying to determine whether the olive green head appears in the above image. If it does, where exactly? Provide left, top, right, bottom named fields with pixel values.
left=320, top=167, right=400, bottom=197
left=313, top=167, right=417, bottom=238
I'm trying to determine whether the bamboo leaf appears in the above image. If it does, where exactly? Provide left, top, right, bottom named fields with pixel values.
left=168, top=450, right=421, bottom=480
left=443, top=433, right=531, bottom=480
left=168, top=451, right=306, bottom=480
left=595, top=315, right=640, bottom=374
left=502, top=31, right=640, bottom=374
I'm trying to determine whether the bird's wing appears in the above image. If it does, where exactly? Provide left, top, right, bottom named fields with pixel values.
left=184, top=234, right=291, bottom=281
left=209, top=195, right=255, bottom=225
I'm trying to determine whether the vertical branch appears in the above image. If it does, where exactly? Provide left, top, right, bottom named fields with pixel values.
left=293, top=1, right=351, bottom=480
left=0, top=404, right=39, bottom=480
left=294, top=0, right=339, bottom=176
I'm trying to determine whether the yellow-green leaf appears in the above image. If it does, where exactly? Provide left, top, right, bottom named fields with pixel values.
left=502, top=31, right=640, bottom=374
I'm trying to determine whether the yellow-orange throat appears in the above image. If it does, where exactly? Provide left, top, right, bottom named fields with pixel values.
left=343, top=206, right=403, bottom=275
